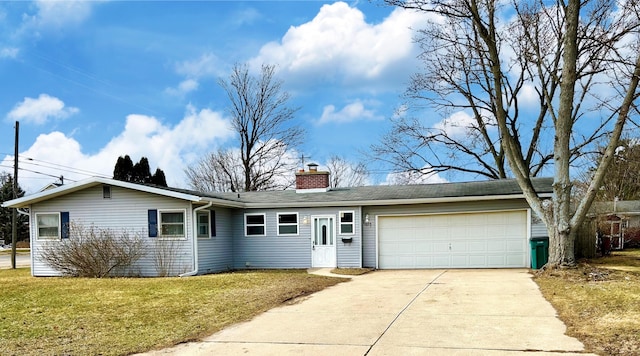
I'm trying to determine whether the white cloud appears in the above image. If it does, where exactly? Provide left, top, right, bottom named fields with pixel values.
left=167, top=52, right=226, bottom=96
left=433, top=111, right=496, bottom=139
left=383, top=168, right=448, bottom=185
left=0, top=47, right=19, bottom=59
left=1, top=105, right=234, bottom=193
left=231, top=7, right=261, bottom=26
left=21, top=0, right=96, bottom=30
left=6, top=94, right=79, bottom=125
left=434, top=111, right=476, bottom=138
left=165, top=79, right=199, bottom=96
left=176, top=52, right=225, bottom=79
left=517, top=83, right=540, bottom=109
left=250, top=2, right=428, bottom=88
left=317, top=100, right=382, bottom=125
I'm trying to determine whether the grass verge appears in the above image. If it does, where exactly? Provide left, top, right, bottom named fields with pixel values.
left=534, top=249, right=640, bottom=355
left=0, top=249, right=30, bottom=255
left=0, top=269, right=345, bottom=356
left=330, top=267, right=374, bottom=276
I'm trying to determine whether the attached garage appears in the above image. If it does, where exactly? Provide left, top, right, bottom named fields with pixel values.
left=377, top=210, right=528, bottom=269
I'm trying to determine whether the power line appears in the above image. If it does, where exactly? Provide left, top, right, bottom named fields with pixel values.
left=19, top=158, right=111, bottom=178
left=1, top=154, right=111, bottom=178
left=0, top=164, right=77, bottom=182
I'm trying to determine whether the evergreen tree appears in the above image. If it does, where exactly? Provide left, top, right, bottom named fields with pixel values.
left=113, top=155, right=166, bottom=186
left=151, top=168, right=167, bottom=187
left=0, top=173, right=29, bottom=244
left=132, top=157, right=152, bottom=183
left=113, top=155, right=134, bottom=181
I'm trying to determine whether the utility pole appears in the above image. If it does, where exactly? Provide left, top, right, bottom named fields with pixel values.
left=11, top=121, right=18, bottom=269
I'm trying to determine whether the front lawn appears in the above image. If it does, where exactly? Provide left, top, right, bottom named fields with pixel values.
left=0, top=269, right=345, bottom=356
left=534, top=249, right=640, bottom=355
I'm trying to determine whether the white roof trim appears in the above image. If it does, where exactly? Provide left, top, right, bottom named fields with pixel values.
left=2, top=177, right=203, bottom=208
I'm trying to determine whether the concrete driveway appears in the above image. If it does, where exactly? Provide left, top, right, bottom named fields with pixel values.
left=141, top=269, right=593, bottom=356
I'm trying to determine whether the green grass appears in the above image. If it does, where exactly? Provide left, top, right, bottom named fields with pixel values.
left=534, top=249, right=640, bottom=355
left=0, top=269, right=345, bottom=356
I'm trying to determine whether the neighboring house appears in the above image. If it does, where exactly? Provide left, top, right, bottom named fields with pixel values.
left=2, top=165, right=553, bottom=277
left=588, top=200, right=640, bottom=249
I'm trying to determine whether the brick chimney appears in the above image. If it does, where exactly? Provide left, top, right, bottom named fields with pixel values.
left=295, top=163, right=330, bottom=193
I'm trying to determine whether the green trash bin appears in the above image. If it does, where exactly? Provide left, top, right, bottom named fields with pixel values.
left=530, top=237, right=549, bottom=269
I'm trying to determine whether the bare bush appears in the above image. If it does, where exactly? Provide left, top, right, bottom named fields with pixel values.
left=153, top=238, right=180, bottom=277
left=38, top=223, right=146, bottom=277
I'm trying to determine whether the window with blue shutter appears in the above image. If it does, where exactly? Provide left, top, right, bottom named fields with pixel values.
left=148, top=210, right=158, bottom=237
left=61, top=212, right=70, bottom=239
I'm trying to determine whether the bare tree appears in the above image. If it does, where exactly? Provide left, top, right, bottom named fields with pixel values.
left=325, top=156, right=369, bottom=188
left=185, top=149, right=244, bottom=192
left=191, top=63, right=303, bottom=192
left=384, top=0, right=640, bottom=266
left=586, top=137, right=640, bottom=202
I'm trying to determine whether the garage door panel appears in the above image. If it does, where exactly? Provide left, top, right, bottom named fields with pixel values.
left=507, top=240, right=525, bottom=252
left=432, top=241, right=450, bottom=253
left=487, top=240, right=506, bottom=251
left=378, top=211, right=527, bottom=269
left=468, top=240, right=486, bottom=252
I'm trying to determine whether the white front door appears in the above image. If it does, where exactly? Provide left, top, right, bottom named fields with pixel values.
left=312, top=216, right=337, bottom=267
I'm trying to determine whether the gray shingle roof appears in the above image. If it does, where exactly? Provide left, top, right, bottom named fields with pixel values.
left=2, top=176, right=554, bottom=209
left=168, top=177, right=553, bottom=207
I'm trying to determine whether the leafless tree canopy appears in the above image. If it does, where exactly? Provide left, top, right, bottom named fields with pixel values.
left=383, top=0, right=640, bottom=265
left=585, top=138, right=640, bottom=202
left=186, top=63, right=303, bottom=192
left=325, top=156, right=370, bottom=188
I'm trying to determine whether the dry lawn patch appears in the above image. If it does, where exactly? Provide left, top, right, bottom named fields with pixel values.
left=330, top=267, right=373, bottom=276
left=534, top=249, right=640, bottom=355
left=0, top=269, right=345, bottom=356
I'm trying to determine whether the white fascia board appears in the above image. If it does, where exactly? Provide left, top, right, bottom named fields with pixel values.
left=241, top=192, right=553, bottom=209
left=2, top=176, right=204, bottom=208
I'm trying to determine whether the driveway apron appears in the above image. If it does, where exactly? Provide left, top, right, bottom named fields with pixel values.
left=141, top=269, right=593, bottom=356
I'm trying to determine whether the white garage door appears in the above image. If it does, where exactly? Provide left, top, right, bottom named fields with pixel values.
left=378, top=210, right=528, bottom=269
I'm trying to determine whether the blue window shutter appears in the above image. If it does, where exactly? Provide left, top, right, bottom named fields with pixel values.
left=148, top=210, right=158, bottom=237
left=210, top=211, right=216, bottom=237
left=61, top=212, right=70, bottom=239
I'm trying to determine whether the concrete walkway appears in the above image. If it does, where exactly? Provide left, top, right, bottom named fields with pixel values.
left=140, top=269, right=594, bottom=355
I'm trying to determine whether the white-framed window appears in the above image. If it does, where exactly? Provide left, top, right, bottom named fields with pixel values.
left=197, top=211, right=211, bottom=238
left=36, top=213, right=60, bottom=240
left=277, top=212, right=298, bottom=236
left=159, top=210, right=186, bottom=238
left=339, top=211, right=355, bottom=235
left=245, top=213, right=266, bottom=236
left=102, top=185, right=111, bottom=199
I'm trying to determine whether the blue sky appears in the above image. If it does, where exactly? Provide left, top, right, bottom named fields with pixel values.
left=1, top=0, right=446, bottom=193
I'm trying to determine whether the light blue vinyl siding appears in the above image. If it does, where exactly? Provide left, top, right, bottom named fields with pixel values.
left=232, top=207, right=362, bottom=269
left=361, top=199, right=533, bottom=268
left=29, top=185, right=194, bottom=277
left=530, top=212, right=548, bottom=238
left=197, top=207, right=233, bottom=274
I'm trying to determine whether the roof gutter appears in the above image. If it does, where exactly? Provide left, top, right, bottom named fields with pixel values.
left=179, top=201, right=213, bottom=277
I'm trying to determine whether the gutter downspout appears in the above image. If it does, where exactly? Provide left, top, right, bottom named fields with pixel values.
left=180, top=201, right=213, bottom=277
